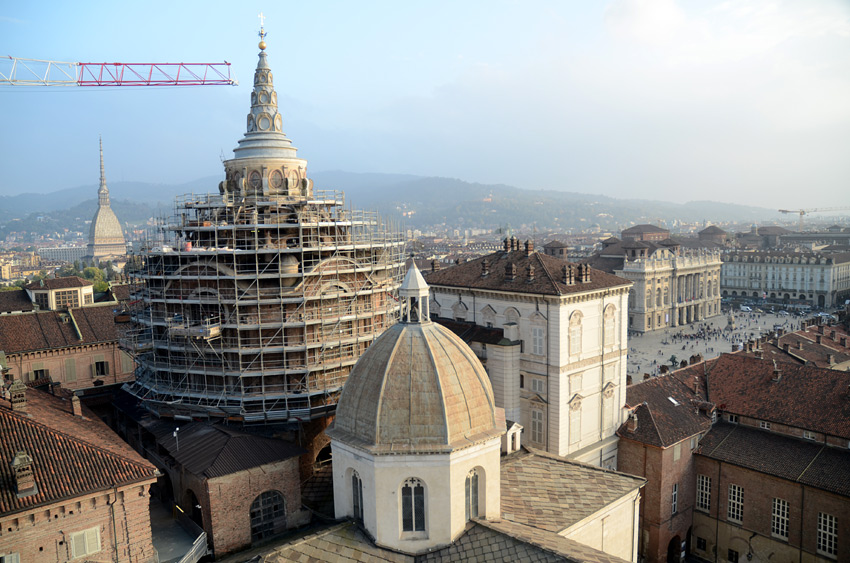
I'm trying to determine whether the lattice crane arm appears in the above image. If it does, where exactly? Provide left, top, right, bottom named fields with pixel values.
left=1, top=56, right=237, bottom=86
left=777, top=207, right=850, bottom=231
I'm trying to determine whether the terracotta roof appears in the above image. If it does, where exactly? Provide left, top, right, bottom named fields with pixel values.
left=738, top=328, right=850, bottom=369
left=0, top=289, right=34, bottom=314
left=618, top=373, right=713, bottom=448
left=580, top=256, right=625, bottom=275
left=697, top=423, right=850, bottom=497
left=425, top=250, right=630, bottom=297
left=677, top=354, right=850, bottom=439
left=0, top=305, right=122, bottom=354
left=0, top=387, right=156, bottom=517
left=500, top=448, right=645, bottom=532
left=25, top=276, right=92, bottom=290
left=544, top=240, right=569, bottom=248
left=699, top=225, right=726, bottom=235
left=154, top=422, right=305, bottom=479
left=330, top=322, right=503, bottom=454
left=621, top=224, right=668, bottom=235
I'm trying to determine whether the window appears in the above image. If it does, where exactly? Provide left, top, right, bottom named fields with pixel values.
left=83, top=293, right=93, bottom=305
left=70, top=527, right=101, bottom=558
left=531, top=410, right=544, bottom=444
left=531, top=327, right=544, bottom=356
left=55, top=289, right=80, bottom=309
left=803, top=431, right=816, bottom=441
left=728, top=548, right=739, bottom=563
left=772, top=498, right=788, bottom=539
left=34, top=293, right=48, bottom=309
left=817, top=512, right=837, bottom=557
left=352, top=471, right=363, bottom=524
left=728, top=414, right=738, bottom=423
left=94, top=361, right=109, bottom=377
left=250, top=490, right=286, bottom=542
left=672, top=483, right=678, bottom=514
left=65, top=358, right=77, bottom=382
left=465, top=469, right=479, bottom=521
left=569, top=313, right=582, bottom=357
left=569, top=402, right=581, bottom=444
left=0, top=555, right=21, bottom=563
left=697, top=475, right=711, bottom=511
left=33, top=368, right=48, bottom=380
left=673, top=443, right=681, bottom=461
left=531, top=378, right=545, bottom=394
left=760, top=421, right=771, bottom=430
left=401, top=478, right=425, bottom=533
left=603, top=305, right=616, bottom=346
left=690, top=436, right=698, bottom=450
left=728, top=484, right=743, bottom=523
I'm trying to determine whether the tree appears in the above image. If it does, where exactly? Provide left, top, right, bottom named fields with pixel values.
left=82, top=267, right=105, bottom=283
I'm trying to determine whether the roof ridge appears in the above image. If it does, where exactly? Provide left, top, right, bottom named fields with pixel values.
left=533, top=253, right=561, bottom=294
left=0, top=406, right=154, bottom=475
left=795, top=445, right=826, bottom=483
left=641, top=402, right=665, bottom=446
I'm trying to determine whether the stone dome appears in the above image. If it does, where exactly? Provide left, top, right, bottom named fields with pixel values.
left=330, top=321, right=503, bottom=454
left=89, top=205, right=125, bottom=245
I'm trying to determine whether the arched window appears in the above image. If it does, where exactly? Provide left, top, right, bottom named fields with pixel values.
left=504, top=307, right=520, bottom=326
left=451, top=301, right=468, bottom=321
left=645, top=290, right=652, bottom=308
left=663, top=287, right=669, bottom=305
left=569, top=312, right=583, bottom=358
left=656, top=288, right=662, bottom=307
left=250, top=490, right=286, bottom=543
left=628, top=290, right=635, bottom=311
left=603, top=305, right=616, bottom=347
left=569, top=397, right=582, bottom=445
left=465, top=469, right=480, bottom=521
left=351, top=470, right=363, bottom=524
left=401, top=478, right=426, bottom=533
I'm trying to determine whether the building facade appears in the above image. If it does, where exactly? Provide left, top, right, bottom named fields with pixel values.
left=720, top=250, right=850, bottom=307
left=426, top=237, right=632, bottom=468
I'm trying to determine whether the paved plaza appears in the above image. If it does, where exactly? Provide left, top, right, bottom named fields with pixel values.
left=627, top=310, right=804, bottom=379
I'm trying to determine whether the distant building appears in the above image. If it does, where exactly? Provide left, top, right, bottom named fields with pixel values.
left=584, top=235, right=722, bottom=333
left=85, top=139, right=127, bottom=263
left=426, top=237, right=633, bottom=468
left=37, top=246, right=88, bottom=263
left=0, top=383, right=157, bottom=563
left=542, top=239, right=569, bottom=260
left=720, top=250, right=850, bottom=307
left=697, top=225, right=727, bottom=246
left=621, top=224, right=669, bottom=243
left=25, top=276, right=94, bottom=310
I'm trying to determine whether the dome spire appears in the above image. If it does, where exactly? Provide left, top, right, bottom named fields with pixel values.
left=98, top=136, right=110, bottom=208
left=400, top=258, right=430, bottom=323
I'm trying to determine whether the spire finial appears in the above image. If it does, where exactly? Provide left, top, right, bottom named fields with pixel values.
left=258, top=12, right=267, bottom=50
left=97, top=137, right=110, bottom=207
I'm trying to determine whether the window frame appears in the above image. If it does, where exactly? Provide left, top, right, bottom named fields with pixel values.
left=727, top=484, right=744, bottom=524
left=401, top=478, right=426, bottom=535
left=671, top=483, right=678, bottom=515
left=771, top=498, right=788, bottom=540
left=696, top=474, right=711, bottom=512
left=351, top=470, right=363, bottom=524
left=465, top=469, right=480, bottom=521
left=70, top=527, right=101, bottom=559
left=531, top=326, right=545, bottom=356
left=531, top=409, right=544, bottom=444
left=817, top=512, right=837, bottom=558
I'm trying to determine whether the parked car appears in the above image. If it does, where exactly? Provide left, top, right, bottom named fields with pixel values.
left=740, top=305, right=752, bottom=312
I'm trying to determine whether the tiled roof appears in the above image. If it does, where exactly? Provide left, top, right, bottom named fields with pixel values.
left=0, top=305, right=122, bottom=354
left=434, top=317, right=507, bottom=345
left=154, top=422, right=305, bottom=479
left=500, top=448, right=645, bottom=532
left=25, top=276, right=92, bottom=290
left=618, top=373, right=713, bottom=448
left=0, top=289, right=34, bottom=314
left=697, top=423, right=850, bottom=497
left=699, top=225, right=726, bottom=235
left=621, top=224, right=668, bottom=235
left=738, top=328, right=850, bottom=369
left=544, top=240, right=569, bottom=249
left=425, top=250, right=630, bottom=297
left=699, top=354, right=850, bottom=439
left=261, top=521, right=413, bottom=562
left=0, top=387, right=156, bottom=517
left=580, top=256, right=625, bottom=275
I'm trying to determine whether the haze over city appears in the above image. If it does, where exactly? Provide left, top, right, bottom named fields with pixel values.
left=2, top=0, right=849, bottom=208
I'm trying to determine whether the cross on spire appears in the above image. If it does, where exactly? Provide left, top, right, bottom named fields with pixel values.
left=258, top=12, right=267, bottom=40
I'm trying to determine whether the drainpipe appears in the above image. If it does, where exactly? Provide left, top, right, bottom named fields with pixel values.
left=545, top=298, right=550, bottom=453
left=108, top=484, right=119, bottom=563
left=714, top=462, right=721, bottom=563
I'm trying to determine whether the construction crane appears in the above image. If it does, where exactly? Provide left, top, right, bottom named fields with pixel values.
left=777, top=207, right=850, bottom=231
left=1, top=56, right=236, bottom=86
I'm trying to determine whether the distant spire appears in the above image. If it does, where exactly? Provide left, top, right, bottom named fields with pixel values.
left=98, top=137, right=110, bottom=208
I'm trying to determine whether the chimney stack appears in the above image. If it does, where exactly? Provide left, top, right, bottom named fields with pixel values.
left=816, top=335, right=822, bottom=345
left=510, top=236, right=519, bottom=251
left=431, top=260, right=440, bottom=272
left=503, top=238, right=510, bottom=253
left=827, top=354, right=835, bottom=365
left=797, top=341, right=804, bottom=350
left=783, top=343, right=790, bottom=353
left=693, top=376, right=700, bottom=394
left=71, top=395, right=82, bottom=417
left=11, top=450, right=36, bottom=497
left=562, top=265, right=575, bottom=285
left=9, top=380, right=26, bottom=414
left=526, top=264, right=535, bottom=282
left=772, top=360, right=782, bottom=382
left=481, top=258, right=489, bottom=278
left=524, top=240, right=534, bottom=256
left=579, top=263, right=591, bottom=283
left=505, top=263, right=516, bottom=281
left=626, top=412, right=638, bottom=432
left=818, top=325, right=825, bottom=335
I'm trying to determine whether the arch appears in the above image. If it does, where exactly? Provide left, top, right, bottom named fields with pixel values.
left=250, top=490, right=286, bottom=543
left=504, top=307, right=520, bottom=325
left=656, top=288, right=662, bottom=307
left=603, top=304, right=616, bottom=346
left=429, top=296, right=441, bottom=318
left=569, top=311, right=583, bottom=358
left=481, top=305, right=497, bottom=327
left=465, top=468, right=481, bottom=521
left=667, top=535, right=682, bottom=562
left=452, top=301, right=468, bottom=321
left=351, top=469, right=364, bottom=524
left=184, top=489, right=203, bottom=529
left=400, top=477, right=426, bottom=534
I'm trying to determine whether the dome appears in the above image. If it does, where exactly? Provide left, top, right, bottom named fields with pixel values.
left=89, top=206, right=125, bottom=245
left=330, top=321, right=503, bottom=454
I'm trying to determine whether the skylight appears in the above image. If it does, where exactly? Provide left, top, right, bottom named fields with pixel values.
left=668, top=397, right=680, bottom=406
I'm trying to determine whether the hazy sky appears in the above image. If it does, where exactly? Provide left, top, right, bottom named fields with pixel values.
left=2, top=0, right=849, bottom=209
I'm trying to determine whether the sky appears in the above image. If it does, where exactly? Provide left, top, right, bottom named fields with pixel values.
left=1, top=0, right=849, bottom=209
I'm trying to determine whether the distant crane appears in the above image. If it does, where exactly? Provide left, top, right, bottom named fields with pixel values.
left=777, top=207, right=850, bottom=231
left=1, top=56, right=236, bottom=86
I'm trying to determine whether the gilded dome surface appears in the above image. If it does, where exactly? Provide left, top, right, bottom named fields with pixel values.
left=331, top=321, right=502, bottom=453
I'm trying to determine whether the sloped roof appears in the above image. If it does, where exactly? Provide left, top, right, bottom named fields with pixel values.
left=425, top=250, right=630, bottom=297
left=621, top=224, right=668, bottom=235
left=0, top=305, right=122, bottom=354
left=500, top=448, right=645, bottom=532
left=543, top=240, right=569, bottom=249
left=434, top=318, right=506, bottom=345
left=0, top=290, right=34, bottom=314
left=618, top=373, right=713, bottom=448
left=155, top=422, right=305, bottom=479
left=0, top=387, right=156, bottom=517
left=25, top=276, right=92, bottom=291
left=697, top=423, right=850, bottom=497
left=700, top=354, right=850, bottom=438
left=699, top=225, right=726, bottom=235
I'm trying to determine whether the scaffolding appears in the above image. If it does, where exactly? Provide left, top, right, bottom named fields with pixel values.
left=122, top=188, right=405, bottom=423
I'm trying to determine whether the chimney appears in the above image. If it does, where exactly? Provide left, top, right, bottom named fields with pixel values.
left=841, top=337, right=847, bottom=347
left=816, top=335, right=822, bottom=345
left=503, top=238, right=510, bottom=253
left=783, top=343, right=790, bottom=353
left=830, top=330, right=837, bottom=340
left=510, top=236, right=519, bottom=251
left=71, top=395, right=82, bottom=417
left=693, top=376, right=700, bottom=394
left=772, top=360, right=782, bottom=382
left=481, top=258, right=489, bottom=278
left=505, top=263, right=517, bottom=281
left=526, top=264, right=535, bottom=282
left=827, top=354, right=835, bottom=365
left=797, top=341, right=804, bottom=350
left=626, top=412, right=638, bottom=432
left=431, top=260, right=440, bottom=272
left=818, top=325, right=824, bottom=335
left=524, top=240, right=534, bottom=256
left=579, top=263, right=591, bottom=283
left=9, top=380, right=26, bottom=414
left=626, top=375, right=633, bottom=386
left=11, top=450, right=36, bottom=497
left=562, top=264, right=575, bottom=285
